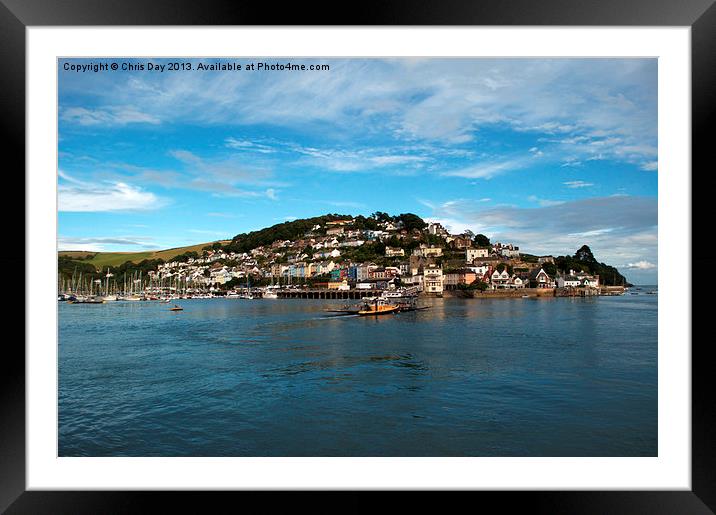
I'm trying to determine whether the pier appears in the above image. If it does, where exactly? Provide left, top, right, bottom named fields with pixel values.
left=276, top=288, right=385, bottom=299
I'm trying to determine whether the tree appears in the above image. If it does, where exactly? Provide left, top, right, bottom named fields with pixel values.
left=396, top=213, right=426, bottom=231
left=372, top=211, right=393, bottom=223
left=496, top=263, right=513, bottom=274
left=473, top=234, right=490, bottom=247
left=470, top=280, right=489, bottom=291
left=552, top=245, right=629, bottom=286
left=575, top=245, right=596, bottom=263
left=541, top=262, right=557, bottom=277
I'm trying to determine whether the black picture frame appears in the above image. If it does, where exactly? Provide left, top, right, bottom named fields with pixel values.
left=3, top=0, right=711, bottom=511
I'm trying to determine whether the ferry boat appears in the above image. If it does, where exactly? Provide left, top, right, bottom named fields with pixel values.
left=357, top=297, right=400, bottom=316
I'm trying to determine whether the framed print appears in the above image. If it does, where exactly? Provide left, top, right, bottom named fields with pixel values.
left=3, top=0, right=713, bottom=511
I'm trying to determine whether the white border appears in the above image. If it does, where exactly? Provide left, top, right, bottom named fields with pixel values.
left=27, top=27, right=690, bottom=490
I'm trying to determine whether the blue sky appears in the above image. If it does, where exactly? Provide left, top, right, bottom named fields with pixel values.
left=58, top=58, right=658, bottom=283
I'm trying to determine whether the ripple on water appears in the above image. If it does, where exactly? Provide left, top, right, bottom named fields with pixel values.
left=59, top=296, right=657, bottom=456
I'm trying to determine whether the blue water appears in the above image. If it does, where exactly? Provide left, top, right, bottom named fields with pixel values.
left=58, top=293, right=657, bottom=456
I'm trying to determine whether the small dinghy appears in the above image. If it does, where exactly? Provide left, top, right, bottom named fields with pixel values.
left=169, top=305, right=183, bottom=311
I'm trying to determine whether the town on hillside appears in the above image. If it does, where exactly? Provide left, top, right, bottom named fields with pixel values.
left=58, top=213, right=630, bottom=301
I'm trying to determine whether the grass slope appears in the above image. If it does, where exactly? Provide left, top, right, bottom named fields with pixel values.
left=58, top=241, right=231, bottom=268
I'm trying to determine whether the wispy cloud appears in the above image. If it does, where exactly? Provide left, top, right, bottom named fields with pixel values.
left=442, top=157, right=529, bottom=180
left=59, top=58, right=657, bottom=170
left=528, top=195, right=565, bottom=207
left=168, top=150, right=281, bottom=199
left=58, top=235, right=158, bottom=251
left=624, top=260, right=657, bottom=270
left=58, top=171, right=165, bottom=212
left=60, top=106, right=161, bottom=126
left=563, top=180, right=595, bottom=189
left=225, top=137, right=277, bottom=154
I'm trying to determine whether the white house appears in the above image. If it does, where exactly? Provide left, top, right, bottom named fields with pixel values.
left=413, top=245, right=443, bottom=258
left=422, top=264, right=444, bottom=295
left=530, top=268, right=555, bottom=288
left=556, top=275, right=581, bottom=288
left=490, top=269, right=511, bottom=288
left=466, top=248, right=489, bottom=262
left=313, top=249, right=341, bottom=260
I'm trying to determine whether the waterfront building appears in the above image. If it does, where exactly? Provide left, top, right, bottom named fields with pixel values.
left=556, top=270, right=600, bottom=288
left=490, top=269, right=512, bottom=289
left=423, top=264, right=444, bottom=295
left=530, top=268, right=556, bottom=288
left=556, top=274, right=581, bottom=288
left=443, top=269, right=478, bottom=290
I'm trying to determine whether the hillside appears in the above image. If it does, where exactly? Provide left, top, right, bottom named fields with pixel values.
left=57, top=214, right=630, bottom=289
left=59, top=240, right=231, bottom=268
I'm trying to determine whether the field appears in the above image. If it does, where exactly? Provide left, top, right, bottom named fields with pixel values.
left=59, top=241, right=231, bottom=268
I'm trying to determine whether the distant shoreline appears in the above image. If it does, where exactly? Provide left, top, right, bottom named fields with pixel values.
left=440, top=286, right=628, bottom=299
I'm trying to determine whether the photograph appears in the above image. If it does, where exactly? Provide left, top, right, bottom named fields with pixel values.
left=57, top=56, right=658, bottom=458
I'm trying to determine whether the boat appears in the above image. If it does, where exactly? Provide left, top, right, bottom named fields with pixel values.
left=70, top=296, right=105, bottom=304
left=382, top=286, right=420, bottom=298
left=262, top=284, right=279, bottom=299
left=357, top=297, right=400, bottom=316
left=169, top=305, right=183, bottom=311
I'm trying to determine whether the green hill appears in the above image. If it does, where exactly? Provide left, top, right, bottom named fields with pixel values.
left=58, top=241, right=231, bottom=269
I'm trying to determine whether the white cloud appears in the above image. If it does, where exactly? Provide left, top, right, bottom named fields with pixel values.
left=640, top=161, right=658, bottom=171
left=58, top=172, right=164, bottom=212
left=225, top=137, right=276, bottom=154
left=624, top=260, right=657, bottom=270
left=58, top=236, right=158, bottom=251
left=563, top=180, right=595, bottom=188
left=60, top=58, right=657, bottom=170
left=442, top=157, right=528, bottom=179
